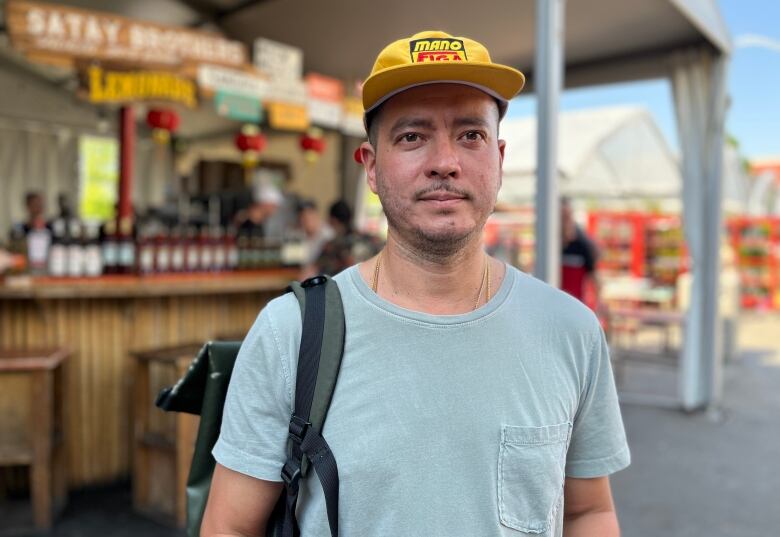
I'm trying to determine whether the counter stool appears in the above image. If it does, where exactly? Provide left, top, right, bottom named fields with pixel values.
left=131, top=343, right=204, bottom=527
left=0, top=348, right=69, bottom=531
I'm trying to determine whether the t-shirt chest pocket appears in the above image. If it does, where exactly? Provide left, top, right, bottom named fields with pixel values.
left=498, top=422, right=572, bottom=534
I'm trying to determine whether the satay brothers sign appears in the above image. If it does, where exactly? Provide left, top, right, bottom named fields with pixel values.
left=5, top=0, right=247, bottom=69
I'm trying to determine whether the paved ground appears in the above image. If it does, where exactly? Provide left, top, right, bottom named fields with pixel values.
left=611, top=313, right=780, bottom=536
left=2, top=314, right=779, bottom=536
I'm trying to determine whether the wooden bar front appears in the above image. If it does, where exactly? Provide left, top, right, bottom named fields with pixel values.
left=0, top=270, right=296, bottom=488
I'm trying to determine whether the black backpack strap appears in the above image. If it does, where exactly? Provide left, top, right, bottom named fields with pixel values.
left=280, top=275, right=344, bottom=537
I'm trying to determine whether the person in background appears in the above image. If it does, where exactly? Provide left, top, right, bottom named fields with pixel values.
left=52, top=192, right=74, bottom=223
left=259, top=181, right=300, bottom=240
left=8, top=191, right=51, bottom=274
left=297, top=199, right=334, bottom=280
left=314, top=199, right=383, bottom=276
left=10, top=191, right=48, bottom=238
left=560, top=196, right=600, bottom=310
left=233, top=184, right=283, bottom=238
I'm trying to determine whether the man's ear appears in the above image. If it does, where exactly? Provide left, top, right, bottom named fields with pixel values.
left=361, top=142, right=379, bottom=194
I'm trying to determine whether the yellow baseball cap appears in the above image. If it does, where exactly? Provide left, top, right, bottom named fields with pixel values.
left=362, top=30, right=525, bottom=119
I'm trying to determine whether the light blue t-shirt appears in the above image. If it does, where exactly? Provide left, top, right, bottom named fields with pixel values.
left=214, top=265, right=630, bottom=536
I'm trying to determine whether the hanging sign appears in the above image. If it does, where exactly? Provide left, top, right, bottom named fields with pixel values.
left=5, top=0, right=247, bottom=69
left=215, top=91, right=263, bottom=123
left=253, top=37, right=303, bottom=81
left=305, top=73, right=345, bottom=102
left=265, top=78, right=307, bottom=105
left=306, top=72, right=344, bottom=128
left=267, top=101, right=309, bottom=131
left=197, top=64, right=269, bottom=98
left=83, top=65, right=197, bottom=107
left=308, top=100, right=342, bottom=129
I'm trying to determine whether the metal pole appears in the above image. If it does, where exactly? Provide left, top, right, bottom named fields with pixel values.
left=534, top=0, right=565, bottom=286
left=118, top=105, right=135, bottom=225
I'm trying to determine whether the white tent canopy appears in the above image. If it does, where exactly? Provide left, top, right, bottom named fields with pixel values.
left=499, top=106, right=682, bottom=204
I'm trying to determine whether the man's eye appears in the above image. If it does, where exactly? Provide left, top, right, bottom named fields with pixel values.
left=464, top=131, right=483, bottom=141
left=402, top=133, right=420, bottom=143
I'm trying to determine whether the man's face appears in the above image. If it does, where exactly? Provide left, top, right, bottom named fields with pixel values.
left=360, top=84, right=505, bottom=255
left=27, top=195, right=44, bottom=218
left=299, top=208, right=320, bottom=236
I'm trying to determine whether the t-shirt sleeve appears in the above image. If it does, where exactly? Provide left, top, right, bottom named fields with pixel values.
left=212, top=297, right=297, bottom=482
left=565, top=320, right=631, bottom=477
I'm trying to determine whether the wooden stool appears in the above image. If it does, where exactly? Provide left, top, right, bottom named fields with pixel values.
left=131, top=343, right=203, bottom=527
left=0, top=348, right=69, bottom=531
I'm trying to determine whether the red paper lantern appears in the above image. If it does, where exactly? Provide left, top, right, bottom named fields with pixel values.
left=353, top=147, right=363, bottom=164
left=234, top=125, right=267, bottom=168
left=235, top=131, right=267, bottom=152
left=146, top=108, right=180, bottom=144
left=299, top=128, right=326, bottom=164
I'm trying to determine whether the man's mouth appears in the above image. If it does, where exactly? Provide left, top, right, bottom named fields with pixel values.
left=418, top=192, right=467, bottom=202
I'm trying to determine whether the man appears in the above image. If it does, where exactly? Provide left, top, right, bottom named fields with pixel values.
left=313, top=200, right=383, bottom=276
left=203, top=30, right=629, bottom=537
left=9, top=191, right=51, bottom=273
left=234, top=183, right=284, bottom=239
left=10, top=191, right=48, bottom=237
left=560, top=197, right=600, bottom=310
left=296, top=198, right=335, bottom=279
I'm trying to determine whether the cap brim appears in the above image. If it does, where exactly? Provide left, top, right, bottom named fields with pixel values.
left=362, top=62, right=525, bottom=115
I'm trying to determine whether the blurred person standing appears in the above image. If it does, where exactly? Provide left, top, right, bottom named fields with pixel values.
left=9, top=191, right=51, bottom=274
left=258, top=180, right=300, bottom=240
left=314, top=199, right=383, bottom=276
left=560, top=196, right=600, bottom=310
left=233, top=183, right=284, bottom=238
left=296, top=198, right=334, bottom=279
left=51, top=192, right=75, bottom=224
left=204, top=30, right=628, bottom=537
left=10, top=191, right=49, bottom=238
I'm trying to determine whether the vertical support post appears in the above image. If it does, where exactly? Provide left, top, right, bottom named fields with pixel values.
left=534, top=0, right=566, bottom=286
left=672, top=50, right=729, bottom=410
left=118, top=106, right=135, bottom=224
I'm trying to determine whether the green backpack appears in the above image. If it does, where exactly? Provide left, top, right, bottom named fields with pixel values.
left=156, top=275, right=344, bottom=537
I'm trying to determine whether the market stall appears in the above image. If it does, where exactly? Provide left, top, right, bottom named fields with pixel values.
left=0, top=1, right=366, bottom=499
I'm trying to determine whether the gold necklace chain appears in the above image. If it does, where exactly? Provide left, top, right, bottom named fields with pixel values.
left=371, top=251, right=491, bottom=311
left=371, top=250, right=382, bottom=292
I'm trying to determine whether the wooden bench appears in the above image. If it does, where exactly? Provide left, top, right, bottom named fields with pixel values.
left=0, top=348, right=69, bottom=531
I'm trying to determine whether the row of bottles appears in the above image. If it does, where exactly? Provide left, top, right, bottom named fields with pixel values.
left=38, top=218, right=308, bottom=278
left=47, top=218, right=104, bottom=277
left=131, top=220, right=240, bottom=275
left=9, top=209, right=312, bottom=278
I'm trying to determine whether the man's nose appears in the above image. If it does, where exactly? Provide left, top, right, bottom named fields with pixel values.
left=425, top=137, right=461, bottom=180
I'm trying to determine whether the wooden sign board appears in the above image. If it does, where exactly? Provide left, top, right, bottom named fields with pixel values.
left=267, top=101, right=309, bottom=131
left=197, top=64, right=269, bottom=99
left=81, top=64, right=198, bottom=108
left=305, top=73, right=345, bottom=103
left=5, top=0, right=247, bottom=70
left=253, top=37, right=302, bottom=81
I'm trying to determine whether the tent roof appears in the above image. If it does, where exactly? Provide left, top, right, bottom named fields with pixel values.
left=498, top=105, right=682, bottom=202
left=219, top=0, right=731, bottom=88
left=2, top=0, right=729, bottom=89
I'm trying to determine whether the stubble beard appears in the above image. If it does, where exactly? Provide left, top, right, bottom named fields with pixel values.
left=376, top=171, right=491, bottom=264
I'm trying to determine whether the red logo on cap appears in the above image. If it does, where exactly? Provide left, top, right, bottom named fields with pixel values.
left=415, top=51, right=464, bottom=62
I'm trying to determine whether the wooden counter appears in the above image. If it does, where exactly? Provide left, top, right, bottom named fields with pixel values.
left=0, top=269, right=297, bottom=488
